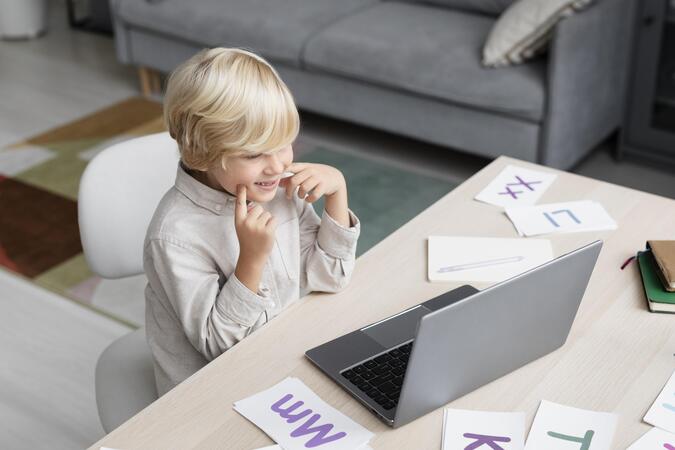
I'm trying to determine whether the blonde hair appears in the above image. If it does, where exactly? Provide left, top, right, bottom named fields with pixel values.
left=163, top=47, right=300, bottom=170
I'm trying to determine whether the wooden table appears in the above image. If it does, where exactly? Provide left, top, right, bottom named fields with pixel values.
left=91, top=156, right=675, bottom=449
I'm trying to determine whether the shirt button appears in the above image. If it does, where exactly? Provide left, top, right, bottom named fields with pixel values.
left=215, top=204, right=222, bottom=212
left=270, top=302, right=276, bottom=307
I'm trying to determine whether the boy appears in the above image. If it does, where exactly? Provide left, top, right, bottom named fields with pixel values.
left=144, top=48, right=360, bottom=395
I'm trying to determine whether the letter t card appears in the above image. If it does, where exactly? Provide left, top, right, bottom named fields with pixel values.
left=234, top=377, right=373, bottom=450
left=524, top=400, right=618, bottom=450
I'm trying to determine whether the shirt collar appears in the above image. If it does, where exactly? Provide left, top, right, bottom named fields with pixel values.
left=174, top=163, right=236, bottom=215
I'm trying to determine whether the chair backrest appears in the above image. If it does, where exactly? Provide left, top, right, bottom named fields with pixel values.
left=78, top=132, right=180, bottom=278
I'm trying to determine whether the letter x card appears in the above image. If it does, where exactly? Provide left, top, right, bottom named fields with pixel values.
left=475, top=165, right=557, bottom=209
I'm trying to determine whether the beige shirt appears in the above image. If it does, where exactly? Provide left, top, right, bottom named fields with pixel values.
left=144, top=164, right=360, bottom=395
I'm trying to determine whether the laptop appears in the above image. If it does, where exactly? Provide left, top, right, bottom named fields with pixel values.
left=305, top=240, right=602, bottom=428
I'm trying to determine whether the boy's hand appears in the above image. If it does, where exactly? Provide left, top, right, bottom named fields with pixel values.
left=280, top=162, right=346, bottom=203
left=234, top=185, right=277, bottom=266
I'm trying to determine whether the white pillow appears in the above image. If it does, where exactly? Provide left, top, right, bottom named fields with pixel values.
left=482, top=0, right=594, bottom=68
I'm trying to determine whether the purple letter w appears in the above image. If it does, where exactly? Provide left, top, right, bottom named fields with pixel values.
left=271, top=393, right=347, bottom=448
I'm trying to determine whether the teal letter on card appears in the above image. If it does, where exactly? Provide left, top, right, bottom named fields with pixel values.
left=546, top=430, right=594, bottom=450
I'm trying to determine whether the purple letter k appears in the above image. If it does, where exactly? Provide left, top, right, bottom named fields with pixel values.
left=463, top=432, right=511, bottom=450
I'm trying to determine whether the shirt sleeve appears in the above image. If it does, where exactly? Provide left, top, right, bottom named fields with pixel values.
left=296, top=200, right=361, bottom=293
left=145, top=237, right=275, bottom=361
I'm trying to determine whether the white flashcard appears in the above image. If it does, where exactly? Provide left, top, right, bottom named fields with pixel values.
left=524, top=400, right=618, bottom=450
left=427, top=236, right=553, bottom=283
left=234, top=377, right=373, bottom=450
left=627, top=427, right=675, bottom=449
left=441, top=408, right=526, bottom=450
left=644, top=368, right=675, bottom=434
left=475, top=165, right=557, bottom=208
left=504, top=201, right=617, bottom=237
left=254, top=445, right=373, bottom=450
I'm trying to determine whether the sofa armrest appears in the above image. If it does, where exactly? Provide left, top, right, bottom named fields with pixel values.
left=539, top=0, right=637, bottom=169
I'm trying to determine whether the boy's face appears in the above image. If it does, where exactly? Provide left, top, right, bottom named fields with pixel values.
left=207, top=144, right=294, bottom=203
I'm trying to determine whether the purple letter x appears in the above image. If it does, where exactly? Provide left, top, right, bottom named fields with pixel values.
left=507, top=176, right=542, bottom=191
left=463, top=432, right=511, bottom=450
left=498, top=186, right=522, bottom=199
left=498, top=175, right=542, bottom=199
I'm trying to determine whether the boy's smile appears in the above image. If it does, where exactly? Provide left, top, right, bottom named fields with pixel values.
left=197, top=144, right=294, bottom=202
left=253, top=179, right=281, bottom=191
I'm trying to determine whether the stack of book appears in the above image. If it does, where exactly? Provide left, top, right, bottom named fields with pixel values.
left=637, top=241, right=675, bottom=313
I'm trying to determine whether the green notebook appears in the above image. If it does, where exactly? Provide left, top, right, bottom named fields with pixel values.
left=637, top=250, right=675, bottom=313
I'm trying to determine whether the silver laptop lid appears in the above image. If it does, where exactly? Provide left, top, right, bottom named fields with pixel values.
left=393, top=240, right=603, bottom=427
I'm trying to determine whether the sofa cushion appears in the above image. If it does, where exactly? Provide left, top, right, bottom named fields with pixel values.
left=395, top=0, right=515, bottom=16
left=112, top=0, right=379, bottom=67
left=483, top=0, right=594, bottom=67
left=303, top=1, right=547, bottom=122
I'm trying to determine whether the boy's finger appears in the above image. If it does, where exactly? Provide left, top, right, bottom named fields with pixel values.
left=285, top=171, right=313, bottom=199
left=235, top=185, right=247, bottom=221
left=266, top=216, right=278, bottom=230
left=299, top=177, right=320, bottom=198
left=259, top=211, right=272, bottom=226
left=286, top=162, right=307, bottom=173
left=247, top=204, right=265, bottom=221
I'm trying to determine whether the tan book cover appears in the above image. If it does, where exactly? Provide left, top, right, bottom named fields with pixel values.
left=648, top=240, right=675, bottom=292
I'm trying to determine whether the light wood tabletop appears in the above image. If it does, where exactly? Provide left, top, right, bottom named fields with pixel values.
left=91, top=156, right=675, bottom=449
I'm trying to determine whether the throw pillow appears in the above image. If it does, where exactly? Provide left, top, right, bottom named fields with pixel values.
left=482, top=0, right=594, bottom=67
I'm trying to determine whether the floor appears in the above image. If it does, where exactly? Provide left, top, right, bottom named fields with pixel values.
left=1, top=2, right=674, bottom=449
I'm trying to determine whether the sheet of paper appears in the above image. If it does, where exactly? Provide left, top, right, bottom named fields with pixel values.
left=504, top=201, right=617, bottom=237
left=441, top=408, right=525, bottom=450
left=253, top=445, right=373, bottom=450
left=427, top=236, right=553, bottom=283
left=524, top=400, right=618, bottom=450
left=253, top=446, right=283, bottom=450
left=234, top=377, right=374, bottom=450
left=475, top=165, right=557, bottom=208
left=627, top=427, right=675, bottom=449
left=644, top=368, right=675, bottom=434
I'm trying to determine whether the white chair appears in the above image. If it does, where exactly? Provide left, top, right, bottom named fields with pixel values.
left=78, top=131, right=180, bottom=433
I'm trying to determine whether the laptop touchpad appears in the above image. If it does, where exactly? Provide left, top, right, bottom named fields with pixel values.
left=361, top=305, right=431, bottom=349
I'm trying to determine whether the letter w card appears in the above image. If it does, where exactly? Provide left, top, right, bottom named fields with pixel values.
left=524, top=400, right=618, bottom=450
left=234, top=377, right=373, bottom=450
left=441, top=408, right=525, bottom=450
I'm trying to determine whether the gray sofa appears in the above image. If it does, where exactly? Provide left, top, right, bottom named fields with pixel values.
left=110, top=0, right=634, bottom=169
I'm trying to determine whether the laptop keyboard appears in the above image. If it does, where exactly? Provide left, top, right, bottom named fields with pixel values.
left=340, top=341, right=412, bottom=410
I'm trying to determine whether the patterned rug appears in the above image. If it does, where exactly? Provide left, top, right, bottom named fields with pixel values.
left=0, top=97, right=456, bottom=326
